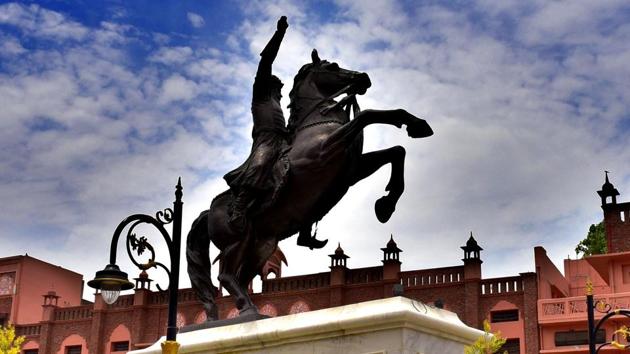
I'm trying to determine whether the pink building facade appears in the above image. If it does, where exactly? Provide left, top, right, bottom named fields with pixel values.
left=0, top=255, right=84, bottom=327
left=536, top=175, right=630, bottom=353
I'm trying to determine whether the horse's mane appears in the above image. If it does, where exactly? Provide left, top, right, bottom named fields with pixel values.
left=287, top=61, right=321, bottom=134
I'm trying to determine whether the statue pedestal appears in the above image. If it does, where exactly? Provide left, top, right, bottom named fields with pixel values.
left=131, top=297, right=484, bottom=354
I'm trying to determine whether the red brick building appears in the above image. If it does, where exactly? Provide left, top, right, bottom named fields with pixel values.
left=7, top=231, right=537, bottom=354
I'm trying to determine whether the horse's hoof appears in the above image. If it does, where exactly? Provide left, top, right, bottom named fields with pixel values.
left=375, top=197, right=395, bottom=223
left=407, top=119, right=433, bottom=138
left=239, top=306, right=259, bottom=317
left=297, top=236, right=328, bottom=250
left=309, top=238, right=328, bottom=250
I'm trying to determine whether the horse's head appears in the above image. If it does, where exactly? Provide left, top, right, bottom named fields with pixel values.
left=288, top=50, right=371, bottom=131
left=305, top=49, right=371, bottom=96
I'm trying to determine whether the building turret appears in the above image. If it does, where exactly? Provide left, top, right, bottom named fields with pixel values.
left=329, top=243, right=348, bottom=306
left=134, top=270, right=152, bottom=290
left=461, top=233, right=483, bottom=328
left=329, top=243, right=349, bottom=268
left=598, top=171, right=620, bottom=206
left=381, top=235, right=403, bottom=296
left=462, top=232, right=483, bottom=263
left=41, top=291, right=59, bottom=321
left=381, top=234, right=402, bottom=264
left=597, top=172, right=630, bottom=253
left=261, top=247, right=288, bottom=280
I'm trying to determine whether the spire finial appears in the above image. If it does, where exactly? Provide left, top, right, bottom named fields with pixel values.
left=175, top=177, right=183, bottom=201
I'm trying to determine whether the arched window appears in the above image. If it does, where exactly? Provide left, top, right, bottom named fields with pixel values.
left=259, top=304, right=278, bottom=317
left=194, top=311, right=207, bottom=324
left=106, top=324, right=130, bottom=354
left=226, top=308, right=239, bottom=319
left=58, top=334, right=88, bottom=354
left=289, top=301, right=310, bottom=314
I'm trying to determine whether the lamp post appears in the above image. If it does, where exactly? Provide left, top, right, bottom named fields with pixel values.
left=88, top=178, right=183, bottom=354
left=586, top=280, right=630, bottom=354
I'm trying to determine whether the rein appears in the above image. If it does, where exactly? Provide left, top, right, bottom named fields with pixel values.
left=294, top=83, right=362, bottom=133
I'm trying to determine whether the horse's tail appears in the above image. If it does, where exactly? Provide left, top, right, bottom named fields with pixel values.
left=186, top=209, right=218, bottom=319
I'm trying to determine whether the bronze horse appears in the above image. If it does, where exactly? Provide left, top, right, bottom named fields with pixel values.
left=186, top=50, right=433, bottom=320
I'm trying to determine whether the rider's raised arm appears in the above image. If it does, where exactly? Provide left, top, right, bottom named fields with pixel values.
left=256, top=16, right=288, bottom=79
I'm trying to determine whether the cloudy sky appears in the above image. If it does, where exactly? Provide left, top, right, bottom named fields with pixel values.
left=1, top=0, right=629, bottom=300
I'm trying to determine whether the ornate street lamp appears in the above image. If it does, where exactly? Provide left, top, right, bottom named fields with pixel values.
left=586, top=280, right=630, bottom=353
left=88, top=178, right=183, bottom=354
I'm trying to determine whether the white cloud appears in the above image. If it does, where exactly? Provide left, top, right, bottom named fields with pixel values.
left=149, top=46, right=194, bottom=65
left=0, top=2, right=88, bottom=40
left=187, top=12, right=205, bottom=28
left=158, top=74, right=199, bottom=104
left=0, top=35, right=26, bottom=56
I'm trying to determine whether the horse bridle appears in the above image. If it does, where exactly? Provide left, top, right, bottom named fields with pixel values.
left=294, top=83, right=362, bottom=133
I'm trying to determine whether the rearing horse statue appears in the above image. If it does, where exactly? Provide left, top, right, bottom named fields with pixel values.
left=186, top=49, right=433, bottom=320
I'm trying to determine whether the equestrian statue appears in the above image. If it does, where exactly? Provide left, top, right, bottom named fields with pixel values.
left=186, top=16, right=433, bottom=321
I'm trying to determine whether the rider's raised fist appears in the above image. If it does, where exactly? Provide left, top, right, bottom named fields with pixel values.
left=278, top=16, right=288, bottom=31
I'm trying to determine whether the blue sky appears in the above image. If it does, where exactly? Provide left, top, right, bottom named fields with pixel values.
left=1, top=0, right=629, bottom=300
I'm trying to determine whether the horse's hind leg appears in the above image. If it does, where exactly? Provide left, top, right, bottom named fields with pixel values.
left=234, top=237, right=278, bottom=312
left=217, top=235, right=258, bottom=316
left=350, top=146, right=406, bottom=223
left=186, top=210, right=219, bottom=320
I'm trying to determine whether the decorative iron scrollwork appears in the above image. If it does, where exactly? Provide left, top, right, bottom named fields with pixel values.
left=595, top=300, right=612, bottom=314
left=156, top=208, right=174, bottom=225
left=124, top=219, right=172, bottom=292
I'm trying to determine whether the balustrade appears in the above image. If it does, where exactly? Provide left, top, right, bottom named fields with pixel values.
left=400, top=266, right=464, bottom=288
left=262, top=273, right=330, bottom=293
left=539, top=292, right=630, bottom=323
left=53, top=306, right=93, bottom=321
left=480, top=276, right=523, bottom=295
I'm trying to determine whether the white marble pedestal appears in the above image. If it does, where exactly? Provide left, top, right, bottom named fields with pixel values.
left=131, top=297, right=484, bottom=354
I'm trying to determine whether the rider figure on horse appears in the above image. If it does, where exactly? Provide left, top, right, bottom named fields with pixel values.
left=224, top=16, right=327, bottom=249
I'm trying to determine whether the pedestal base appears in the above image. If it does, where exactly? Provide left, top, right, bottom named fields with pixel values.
left=131, top=297, right=484, bottom=354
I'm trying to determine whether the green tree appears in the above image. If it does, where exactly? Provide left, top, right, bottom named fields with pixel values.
left=464, top=320, right=507, bottom=354
left=575, top=221, right=607, bottom=257
left=0, top=324, right=25, bottom=354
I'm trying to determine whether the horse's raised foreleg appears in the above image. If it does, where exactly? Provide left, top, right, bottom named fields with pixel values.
left=321, top=109, right=432, bottom=154
left=350, top=146, right=406, bottom=223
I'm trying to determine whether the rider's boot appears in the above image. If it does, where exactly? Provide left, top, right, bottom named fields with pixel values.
left=297, top=228, right=328, bottom=250
left=229, top=189, right=250, bottom=232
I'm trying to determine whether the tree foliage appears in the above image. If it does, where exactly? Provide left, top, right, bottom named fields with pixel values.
left=575, top=221, right=607, bottom=257
left=464, top=320, right=507, bottom=354
left=0, top=324, right=25, bottom=354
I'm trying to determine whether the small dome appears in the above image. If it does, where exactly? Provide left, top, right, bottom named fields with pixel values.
left=461, top=232, right=483, bottom=251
